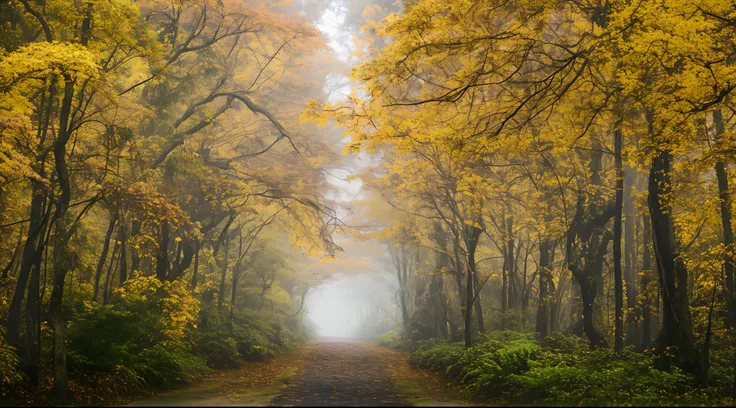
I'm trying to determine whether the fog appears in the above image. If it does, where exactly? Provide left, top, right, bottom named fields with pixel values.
left=299, top=0, right=404, bottom=340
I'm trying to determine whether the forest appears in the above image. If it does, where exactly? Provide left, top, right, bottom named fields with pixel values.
left=1, top=0, right=736, bottom=406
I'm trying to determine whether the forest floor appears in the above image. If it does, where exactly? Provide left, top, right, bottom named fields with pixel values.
left=127, top=339, right=473, bottom=406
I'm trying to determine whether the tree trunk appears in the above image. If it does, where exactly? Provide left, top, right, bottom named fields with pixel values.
left=49, top=79, right=76, bottom=400
left=648, top=148, right=702, bottom=379
left=118, top=215, right=128, bottom=284
left=473, top=267, right=485, bottom=333
left=93, top=213, right=117, bottom=302
left=102, top=243, right=120, bottom=305
left=464, top=224, right=481, bottom=348
left=130, top=219, right=141, bottom=275
left=156, top=220, right=169, bottom=281
left=191, top=240, right=200, bottom=290
left=501, top=248, right=508, bottom=314
left=624, top=165, right=640, bottom=346
left=218, top=235, right=230, bottom=311
left=613, top=129, right=624, bottom=351
left=536, top=238, right=553, bottom=338
left=713, top=109, right=735, bottom=395
left=24, top=201, right=51, bottom=387
left=507, top=216, right=518, bottom=310
left=1, top=233, right=23, bottom=280
left=581, top=281, right=603, bottom=348
left=394, top=245, right=411, bottom=327
left=6, top=185, right=47, bottom=350
left=431, top=222, right=450, bottom=339
left=640, top=213, right=653, bottom=351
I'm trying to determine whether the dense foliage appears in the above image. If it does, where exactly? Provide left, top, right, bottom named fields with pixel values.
left=3, top=0, right=736, bottom=405
left=410, top=333, right=731, bottom=405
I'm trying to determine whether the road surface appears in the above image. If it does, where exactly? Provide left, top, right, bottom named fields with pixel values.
left=128, top=339, right=470, bottom=406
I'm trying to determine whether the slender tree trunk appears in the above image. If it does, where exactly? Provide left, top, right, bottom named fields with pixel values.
left=102, top=243, right=120, bottom=305
left=191, top=240, right=200, bottom=290
left=230, top=270, right=239, bottom=332
left=218, top=235, right=230, bottom=311
left=394, top=246, right=411, bottom=327
left=464, top=225, right=481, bottom=348
left=118, top=214, right=128, bottom=284
left=507, top=216, right=517, bottom=310
left=452, top=238, right=466, bottom=321
left=501, top=248, right=508, bottom=314
left=614, top=129, right=624, bottom=351
left=431, top=222, right=450, bottom=339
left=93, top=213, right=117, bottom=302
left=1, top=233, right=23, bottom=280
left=624, top=165, right=639, bottom=346
left=473, top=267, right=485, bottom=333
left=536, top=239, right=553, bottom=338
left=156, top=220, right=169, bottom=281
left=130, top=219, right=141, bottom=275
left=640, top=213, right=653, bottom=351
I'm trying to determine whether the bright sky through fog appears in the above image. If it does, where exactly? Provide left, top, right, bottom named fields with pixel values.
left=303, top=1, right=394, bottom=338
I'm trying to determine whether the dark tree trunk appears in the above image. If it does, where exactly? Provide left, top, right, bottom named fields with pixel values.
left=6, top=185, right=47, bottom=350
left=452, top=237, right=466, bottom=321
left=1, top=233, right=23, bottom=280
left=613, top=129, right=624, bottom=351
left=130, top=219, right=141, bottom=275
left=581, top=282, right=603, bottom=347
left=169, top=239, right=195, bottom=281
left=218, top=235, right=230, bottom=311
left=24, top=201, right=51, bottom=387
left=507, top=216, right=518, bottom=310
left=93, top=213, right=117, bottom=301
left=430, top=222, right=450, bottom=339
left=191, top=241, right=200, bottom=290
left=712, top=109, right=735, bottom=395
left=473, top=255, right=485, bottom=334
left=536, top=238, right=553, bottom=338
left=393, top=245, right=411, bottom=328
left=464, top=224, right=481, bottom=348
left=156, top=220, right=169, bottom=281
left=624, top=165, right=640, bottom=346
left=118, top=215, right=128, bottom=284
left=640, top=213, right=653, bottom=351
left=501, top=249, right=508, bottom=314
left=566, top=139, right=614, bottom=348
left=50, top=79, right=76, bottom=400
left=648, top=148, right=702, bottom=379
left=102, top=243, right=120, bottom=305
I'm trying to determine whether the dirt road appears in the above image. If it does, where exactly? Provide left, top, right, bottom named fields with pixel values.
left=128, top=340, right=470, bottom=406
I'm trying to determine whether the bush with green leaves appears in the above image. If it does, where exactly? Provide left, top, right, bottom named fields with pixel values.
left=409, top=332, right=724, bottom=405
left=192, top=328, right=242, bottom=369
left=378, top=328, right=403, bottom=349
left=67, top=276, right=206, bottom=389
left=0, top=339, right=22, bottom=396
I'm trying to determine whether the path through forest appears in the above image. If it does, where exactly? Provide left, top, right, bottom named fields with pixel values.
left=128, top=340, right=471, bottom=406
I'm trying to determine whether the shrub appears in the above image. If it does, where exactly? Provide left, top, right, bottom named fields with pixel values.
left=410, top=340, right=465, bottom=374
left=135, top=345, right=208, bottom=388
left=408, top=332, right=719, bottom=405
left=67, top=277, right=205, bottom=391
left=192, top=329, right=242, bottom=369
left=0, top=340, right=22, bottom=396
left=378, top=328, right=403, bottom=349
